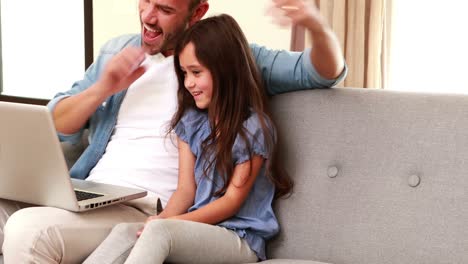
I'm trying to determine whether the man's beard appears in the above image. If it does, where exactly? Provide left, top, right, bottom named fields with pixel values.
left=151, top=18, right=190, bottom=55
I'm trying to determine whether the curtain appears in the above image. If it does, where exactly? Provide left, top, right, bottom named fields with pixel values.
left=292, top=0, right=393, bottom=88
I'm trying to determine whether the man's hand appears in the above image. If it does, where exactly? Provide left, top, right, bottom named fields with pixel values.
left=97, top=46, right=147, bottom=97
left=270, top=0, right=326, bottom=32
left=51, top=46, right=147, bottom=135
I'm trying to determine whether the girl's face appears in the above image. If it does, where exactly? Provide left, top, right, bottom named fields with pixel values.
left=179, top=42, right=213, bottom=109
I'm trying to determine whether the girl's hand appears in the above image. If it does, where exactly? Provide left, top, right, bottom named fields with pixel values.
left=136, top=214, right=164, bottom=237
left=268, top=0, right=326, bottom=33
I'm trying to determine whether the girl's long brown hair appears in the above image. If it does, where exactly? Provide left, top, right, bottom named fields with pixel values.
left=171, top=14, right=292, bottom=198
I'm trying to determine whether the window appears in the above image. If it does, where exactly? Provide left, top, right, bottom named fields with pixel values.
left=389, top=0, right=468, bottom=94
left=0, top=0, right=86, bottom=99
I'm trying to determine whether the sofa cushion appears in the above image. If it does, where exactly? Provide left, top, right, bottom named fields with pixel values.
left=266, top=88, right=468, bottom=263
left=61, top=129, right=89, bottom=169
left=257, top=259, right=330, bottom=264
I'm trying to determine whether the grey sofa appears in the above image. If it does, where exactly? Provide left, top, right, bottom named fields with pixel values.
left=2, top=87, right=467, bottom=263
left=263, top=87, right=468, bottom=263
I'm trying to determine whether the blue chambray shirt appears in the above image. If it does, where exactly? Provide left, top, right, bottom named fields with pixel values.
left=174, top=108, right=277, bottom=261
left=47, top=34, right=347, bottom=180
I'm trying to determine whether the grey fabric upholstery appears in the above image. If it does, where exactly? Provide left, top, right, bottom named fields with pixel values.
left=61, top=130, right=89, bottom=169
left=266, top=88, right=468, bottom=263
left=254, top=260, right=329, bottom=264
left=2, top=87, right=465, bottom=263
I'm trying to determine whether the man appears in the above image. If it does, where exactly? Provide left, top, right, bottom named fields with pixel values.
left=0, top=0, right=347, bottom=263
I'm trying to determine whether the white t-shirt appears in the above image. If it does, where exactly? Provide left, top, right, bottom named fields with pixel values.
left=87, top=54, right=179, bottom=206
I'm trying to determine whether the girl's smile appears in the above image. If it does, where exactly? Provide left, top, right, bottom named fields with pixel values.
left=191, top=90, right=203, bottom=99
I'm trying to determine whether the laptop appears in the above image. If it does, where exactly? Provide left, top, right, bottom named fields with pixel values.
left=0, top=101, right=147, bottom=212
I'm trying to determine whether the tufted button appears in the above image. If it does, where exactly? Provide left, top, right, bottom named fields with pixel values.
left=408, top=174, right=421, bottom=187
left=327, top=166, right=339, bottom=178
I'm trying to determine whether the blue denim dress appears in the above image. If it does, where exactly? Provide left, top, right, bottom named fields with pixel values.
left=175, top=108, right=278, bottom=260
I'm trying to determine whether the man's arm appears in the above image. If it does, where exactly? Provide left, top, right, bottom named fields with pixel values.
left=52, top=47, right=146, bottom=135
left=309, top=25, right=345, bottom=80
left=274, top=0, right=345, bottom=79
left=253, top=0, right=347, bottom=95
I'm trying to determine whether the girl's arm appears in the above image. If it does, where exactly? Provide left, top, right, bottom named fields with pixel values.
left=169, top=155, right=264, bottom=224
left=150, top=137, right=197, bottom=219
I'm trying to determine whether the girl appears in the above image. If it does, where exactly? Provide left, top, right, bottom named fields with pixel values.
left=85, top=14, right=292, bottom=264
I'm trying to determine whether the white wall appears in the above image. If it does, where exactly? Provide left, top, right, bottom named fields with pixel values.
left=93, top=0, right=291, bottom=58
left=92, top=0, right=139, bottom=56
left=205, top=0, right=291, bottom=50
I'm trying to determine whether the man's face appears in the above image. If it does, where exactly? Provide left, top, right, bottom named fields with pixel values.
left=139, top=0, right=192, bottom=56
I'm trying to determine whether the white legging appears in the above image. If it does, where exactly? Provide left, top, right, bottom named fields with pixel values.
left=84, top=220, right=258, bottom=264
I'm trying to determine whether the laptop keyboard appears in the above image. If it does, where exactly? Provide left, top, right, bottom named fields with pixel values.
left=74, top=190, right=104, bottom=201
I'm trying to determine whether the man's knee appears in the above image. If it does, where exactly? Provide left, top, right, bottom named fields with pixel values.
left=3, top=207, right=35, bottom=252
left=3, top=207, right=63, bottom=263
left=0, top=198, right=25, bottom=254
left=4, top=207, right=49, bottom=237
